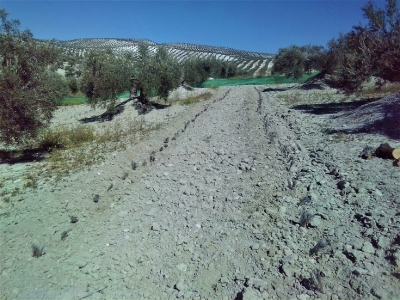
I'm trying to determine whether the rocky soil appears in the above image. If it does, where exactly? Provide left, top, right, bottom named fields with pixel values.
left=0, top=85, right=399, bottom=300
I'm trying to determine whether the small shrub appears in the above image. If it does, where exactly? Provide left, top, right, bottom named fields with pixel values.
left=309, top=240, right=329, bottom=256
left=10, top=187, right=20, bottom=197
left=37, top=125, right=96, bottom=151
left=300, top=269, right=325, bottom=292
left=31, top=244, right=45, bottom=257
left=299, top=210, right=313, bottom=227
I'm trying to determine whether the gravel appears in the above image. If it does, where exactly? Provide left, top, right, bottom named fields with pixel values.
left=0, top=85, right=399, bottom=299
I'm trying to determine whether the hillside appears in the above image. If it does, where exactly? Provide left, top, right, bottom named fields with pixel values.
left=45, top=38, right=274, bottom=77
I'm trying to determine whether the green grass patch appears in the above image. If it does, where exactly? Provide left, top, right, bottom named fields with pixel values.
left=58, top=97, right=88, bottom=106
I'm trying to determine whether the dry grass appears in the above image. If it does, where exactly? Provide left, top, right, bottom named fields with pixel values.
left=169, top=92, right=213, bottom=106
left=24, top=117, right=162, bottom=184
left=276, top=89, right=339, bottom=106
left=360, top=82, right=400, bottom=98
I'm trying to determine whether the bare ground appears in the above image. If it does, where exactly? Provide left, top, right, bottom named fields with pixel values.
left=0, top=85, right=399, bottom=300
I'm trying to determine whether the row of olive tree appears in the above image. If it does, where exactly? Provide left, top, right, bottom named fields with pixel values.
left=181, top=56, right=241, bottom=85
left=272, top=0, right=400, bottom=93
left=78, top=44, right=242, bottom=105
left=78, top=43, right=183, bottom=109
left=0, top=9, right=241, bottom=145
left=272, top=45, right=326, bottom=79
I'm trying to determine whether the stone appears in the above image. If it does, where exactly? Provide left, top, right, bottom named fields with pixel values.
left=151, top=223, right=161, bottom=231
left=93, top=194, right=100, bottom=203
left=281, top=263, right=294, bottom=277
left=220, top=276, right=229, bottom=285
left=174, top=278, right=186, bottom=291
left=372, top=189, right=383, bottom=197
left=362, top=241, right=375, bottom=254
left=76, top=260, right=87, bottom=269
left=242, top=287, right=260, bottom=300
left=309, top=215, right=322, bottom=227
left=177, top=263, right=187, bottom=272
left=377, top=236, right=391, bottom=248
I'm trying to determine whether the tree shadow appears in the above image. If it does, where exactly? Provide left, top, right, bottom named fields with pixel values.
left=329, top=99, right=400, bottom=140
left=293, top=92, right=400, bottom=140
left=151, top=102, right=169, bottom=110
left=298, top=82, right=325, bottom=90
left=262, top=87, right=289, bottom=92
left=182, top=85, right=194, bottom=91
left=0, top=148, right=49, bottom=164
left=291, top=97, right=380, bottom=115
left=79, top=102, right=126, bottom=124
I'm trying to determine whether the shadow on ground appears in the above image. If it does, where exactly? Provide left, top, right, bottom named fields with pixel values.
left=0, top=148, right=48, bottom=164
left=291, top=97, right=380, bottom=115
left=262, top=87, right=290, bottom=92
left=80, top=99, right=170, bottom=122
left=293, top=94, right=400, bottom=140
left=332, top=99, right=400, bottom=140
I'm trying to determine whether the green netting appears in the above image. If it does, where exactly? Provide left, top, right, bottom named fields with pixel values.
left=193, top=73, right=319, bottom=88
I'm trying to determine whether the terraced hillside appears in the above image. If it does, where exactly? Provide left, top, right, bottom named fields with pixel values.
left=47, top=38, right=274, bottom=77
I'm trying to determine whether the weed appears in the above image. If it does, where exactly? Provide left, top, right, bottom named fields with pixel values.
left=300, top=269, right=325, bottom=292
left=0, top=211, right=10, bottom=218
left=24, top=173, right=38, bottom=189
left=299, top=210, right=313, bottom=227
left=31, top=244, right=45, bottom=257
left=61, top=230, right=70, bottom=241
left=93, top=194, right=100, bottom=203
left=11, top=187, right=20, bottom=197
left=203, top=135, right=212, bottom=143
left=309, top=240, right=329, bottom=256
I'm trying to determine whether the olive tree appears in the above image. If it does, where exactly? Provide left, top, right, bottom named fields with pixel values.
left=320, top=0, right=400, bottom=93
left=133, top=43, right=182, bottom=101
left=0, top=9, right=68, bottom=145
left=272, top=45, right=326, bottom=79
left=80, top=49, right=134, bottom=111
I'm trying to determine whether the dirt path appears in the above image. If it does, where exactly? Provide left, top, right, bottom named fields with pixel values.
left=1, top=86, right=399, bottom=299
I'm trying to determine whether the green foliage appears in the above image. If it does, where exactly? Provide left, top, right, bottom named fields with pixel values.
left=0, top=9, right=69, bottom=144
left=67, top=77, right=79, bottom=94
left=272, top=45, right=326, bottom=79
left=58, top=97, right=87, bottom=106
left=133, top=43, right=182, bottom=101
left=273, top=0, right=400, bottom=94
left=333, top=0, right=400, bottom=93
left=182, top=56, right=240, bottom=85
left=80, top=49, right=133, bottom=108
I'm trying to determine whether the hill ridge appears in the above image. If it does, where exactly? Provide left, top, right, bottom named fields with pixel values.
left=43, top=37, right=274, bottom=77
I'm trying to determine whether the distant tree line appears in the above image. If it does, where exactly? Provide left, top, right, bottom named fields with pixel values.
left=272, top=0, right=400, bottom=93
left=0, top=8, right=242, bottom=145
left=1, top=0, right=399, bottom=145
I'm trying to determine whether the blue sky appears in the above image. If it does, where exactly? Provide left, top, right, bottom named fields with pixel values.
left=0, top=0, right=385, bottom=54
